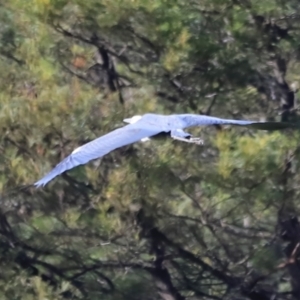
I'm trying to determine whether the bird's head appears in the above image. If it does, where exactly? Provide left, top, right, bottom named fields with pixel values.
left=123, top=115, right=143, bottom=124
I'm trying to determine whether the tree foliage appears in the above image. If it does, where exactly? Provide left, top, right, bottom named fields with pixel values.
left=0, top=0, right=300, bottom=299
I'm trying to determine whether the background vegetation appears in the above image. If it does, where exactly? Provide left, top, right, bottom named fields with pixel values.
left=0, top=0, right=300, bottom=299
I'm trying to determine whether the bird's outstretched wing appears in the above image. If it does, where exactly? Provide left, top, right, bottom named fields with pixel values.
left=182, top=115, right=300, bottom=130
left=34, top=123, right=161, bottom=187
left=216, top=119, right=300, bottom=130
left=242, top=121, right=300, bottom=130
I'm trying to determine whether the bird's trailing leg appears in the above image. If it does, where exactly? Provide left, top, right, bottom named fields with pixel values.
left=171, top=129, right=204, bottom=145
left=174, top=136, right=204, bottom=145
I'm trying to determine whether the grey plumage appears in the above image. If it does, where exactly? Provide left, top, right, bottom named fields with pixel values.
left=34, top=113, right=297, bottom=187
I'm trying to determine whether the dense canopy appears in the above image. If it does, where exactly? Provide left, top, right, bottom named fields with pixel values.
left=1, top=0, right=300, bottom=299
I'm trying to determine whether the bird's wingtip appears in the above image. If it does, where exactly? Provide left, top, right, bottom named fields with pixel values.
left=33, top=179, right=48, bottom=188
left=33, top=182, right=42, bottom=189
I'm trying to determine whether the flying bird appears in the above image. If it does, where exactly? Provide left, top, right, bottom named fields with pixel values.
left=34, top=113, right=298, bottom=187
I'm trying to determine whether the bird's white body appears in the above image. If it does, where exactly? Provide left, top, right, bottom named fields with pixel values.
left=34, top=113, right=294, bottom=187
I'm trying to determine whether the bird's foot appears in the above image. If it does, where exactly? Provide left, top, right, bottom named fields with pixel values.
left=189, top=137, right=204, bottom=145
left=172, top=135, right=204, bottom=145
